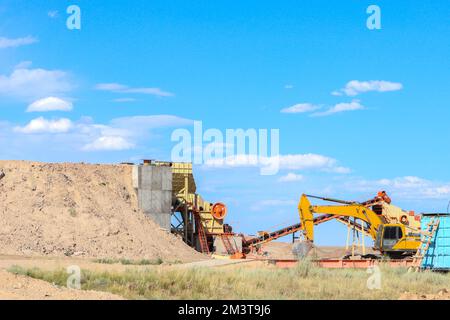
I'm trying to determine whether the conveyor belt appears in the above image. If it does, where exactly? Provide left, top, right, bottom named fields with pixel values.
left=244, top=214, right=370, bottom=247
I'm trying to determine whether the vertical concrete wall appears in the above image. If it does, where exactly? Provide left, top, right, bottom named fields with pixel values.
left=132, top=165, right=172, bottom=230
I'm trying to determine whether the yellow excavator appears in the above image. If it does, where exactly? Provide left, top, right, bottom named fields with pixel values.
left=298, top=192, right=422, bottom=258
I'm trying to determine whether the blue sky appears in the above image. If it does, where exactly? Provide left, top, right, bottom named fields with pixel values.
left=1, top=1, right=450, bottom=245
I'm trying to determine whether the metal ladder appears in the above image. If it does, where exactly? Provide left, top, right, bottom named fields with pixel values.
left=412, top=217, right=440, bottom=269
left=220, top=234, right=236, bottom=255
left=194, top=211, right=210, bottom=254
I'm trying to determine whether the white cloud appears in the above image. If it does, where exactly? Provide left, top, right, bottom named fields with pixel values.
left=110, top=115, right=193, bottom=130
left=377, top=176, right=429, bottom=189
left=0, top=64, right=73, bottom=100
left=113, top=98, right=137, bottom=103
left=126, top=88, right=173, bottom=96
left=311, top=100, right=365, bottom=117
left=0, top=36, right=38, bottom=49
left=27, top=97, right=73, bottom=112
left=14, top=117, right=73, bottom=134
left=80, top=115, right=191, bottom=151
left=4, top=114, right=193, bottom=154
left=249, top=199, right=297, bottom=211
left=82, top=136, right=134, bottom=151
left=278, top=154, right=350, bottom=173
left=333, top=80, right=403, bottom=96
left=326, top=166, right=352, bottom=174
left=284, top=84, right=294, bottom=89
left=278, top=173, right=304, bottom=182
left=345, top=176, right=450, bottom=200
left=14, top=61, right=33, bottom=69
left=278, top=154, right=334, bottom=170
left=95, top=82, right=174, bottom=97
left=95, top=83, right=127, bottom=91
left=205, top=155, right=262, bottom=168
left=281, top=103, right=321, bottom=114
left=48, top=11, right=59, bottom=18
left=205, top=153, right=350, bottom=174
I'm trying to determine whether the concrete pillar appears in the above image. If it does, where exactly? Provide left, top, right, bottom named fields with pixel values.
left=133, top=165, right=172, bottom=230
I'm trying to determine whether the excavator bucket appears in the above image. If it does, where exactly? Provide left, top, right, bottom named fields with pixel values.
left=298, top=194, right=314, bottom=242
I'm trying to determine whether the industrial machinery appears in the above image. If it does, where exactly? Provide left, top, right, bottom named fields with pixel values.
left=161, top=161, right=241, bottom=257
left=242, top=213, right=367, bottom=253
left=298, top=193, right=422, bottom=258
left=241, top=191, right=424, bottom=260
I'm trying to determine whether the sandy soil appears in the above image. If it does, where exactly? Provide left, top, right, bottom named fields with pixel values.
left=400, top=289, right=450, bottom=300
left=0, top=253, right=270, bottom=300
left=0, top=254, right=259, bottom=299
left=0, top=255, right=163, bottom=273
left=0, top=255, right=159, bottom=300
left=0, top=268, right=122, bottom=300
left=0, top=160, right=204, bottom=262
left=260, top=242, right=378, bottom=260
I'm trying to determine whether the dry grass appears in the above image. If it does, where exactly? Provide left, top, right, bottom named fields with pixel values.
left=8, top=260, right=450, bottom=300
left=93, top=258, right=164, bottom=266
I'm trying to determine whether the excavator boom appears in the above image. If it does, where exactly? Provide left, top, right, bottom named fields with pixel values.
left=298, top=195, right=314, bottom=241
left=298, top=193, right=421, bottom=258
left=299, top=194, right=382, bottom=242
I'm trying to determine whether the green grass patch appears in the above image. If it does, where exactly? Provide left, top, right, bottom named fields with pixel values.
left=68, top=208, right=77, bottom=217
left=7, top=262, right=450, bottom=300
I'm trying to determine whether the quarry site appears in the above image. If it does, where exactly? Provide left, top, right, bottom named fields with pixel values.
left=0, top=159, right=450, bottom=300
left=0, top=2, right=449, bottom=307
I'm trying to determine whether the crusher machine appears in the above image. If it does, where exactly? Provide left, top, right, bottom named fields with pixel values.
left=150, top=161, right=243, bottom=258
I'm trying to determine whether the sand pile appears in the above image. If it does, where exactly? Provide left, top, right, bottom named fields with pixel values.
left=0, top=160, right=203, bottom=262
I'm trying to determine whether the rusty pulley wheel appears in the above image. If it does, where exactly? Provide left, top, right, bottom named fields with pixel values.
left=400, top=215, right=409, bottom=225
left=211, top=202, right=227, bottom=220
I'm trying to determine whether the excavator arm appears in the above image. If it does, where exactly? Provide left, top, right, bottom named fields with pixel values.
left=298, top=194, right=383, bottom=242
left=298, top=195, right=315, bottom=241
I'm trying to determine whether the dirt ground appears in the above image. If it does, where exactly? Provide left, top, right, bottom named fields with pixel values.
left=260, top=242, right=378, bottom=260
left=0, top=160, right=211, bottom=299
left=399, top=289, right=450, bottom=300
left=0, top=268, right=123, bottom=300
left=0, top=253, right=448, bottom=300
left=0, top=254, right=255, bottom=299
left=0, top=255, right=147, bottom=299
left=0, top=160, right=204, bottom=262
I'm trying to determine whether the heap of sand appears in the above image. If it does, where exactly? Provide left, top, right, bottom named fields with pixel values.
left=0, top=160, right=204, bottom=262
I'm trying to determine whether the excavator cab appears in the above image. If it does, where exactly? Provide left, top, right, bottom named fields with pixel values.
left=374, top=224, right=418, bottom=257
left=375, top=225, right=403, bottom=250
left=382, top=225, right=404, bottom=248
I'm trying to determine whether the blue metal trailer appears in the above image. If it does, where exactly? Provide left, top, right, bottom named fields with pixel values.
left=421, top=214, right=450, bottom=270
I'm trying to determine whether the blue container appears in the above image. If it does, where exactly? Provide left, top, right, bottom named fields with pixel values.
left=421, top=214, right=450, bottom=270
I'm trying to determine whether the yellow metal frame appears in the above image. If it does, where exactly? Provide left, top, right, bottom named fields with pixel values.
left=298, top=194, right=382, bottom=241
left=171, top=162, right=225, bottom=235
